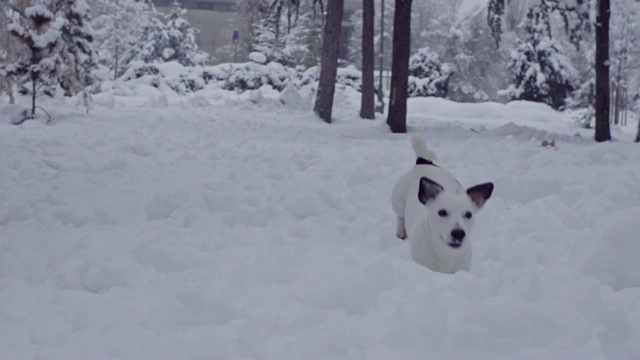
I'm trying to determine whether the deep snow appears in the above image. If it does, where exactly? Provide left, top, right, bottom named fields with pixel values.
left=1, top=83, right=639, bottom=360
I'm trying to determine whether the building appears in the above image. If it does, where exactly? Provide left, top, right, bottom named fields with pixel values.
left=152, top=0, right=360, bottom=61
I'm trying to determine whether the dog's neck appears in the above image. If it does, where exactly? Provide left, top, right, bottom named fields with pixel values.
left=416, top=157, right=438, bottom=166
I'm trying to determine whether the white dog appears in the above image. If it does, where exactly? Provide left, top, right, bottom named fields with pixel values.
left=392, top=136, right=493, bottom=274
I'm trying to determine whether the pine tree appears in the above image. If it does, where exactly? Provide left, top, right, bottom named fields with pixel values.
left=251, top=0, right=322, bottom=67
left=133, top=1, right=167, bottom=65
left=1, top=0, right=66, bottom=120
left=450, top=10, right=503, bottom=102
left=57, top=0, right=96, bottom=99
left=407, top=47, right=452, bottom=98
left=501, top=7, right=579, bottom=110
left=93, top=0, right=165, bottom=78
left=487, top=0, right=505, bottom=48
left=162, top=0, right=210, bottom=66
left=234, top=0, right=271, bottom=62
left=253, top=14, right=288, bottom=63
left=281, top=7, right=323, bottom=67
left=413, top=0, right=503, bottom=102
left=488, top=0, right=612, bottom=141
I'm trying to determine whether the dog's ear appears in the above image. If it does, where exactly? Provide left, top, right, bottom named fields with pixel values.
left=467, top=182, right=494, bottom=208
left=418, top=177, right=444, bottom=205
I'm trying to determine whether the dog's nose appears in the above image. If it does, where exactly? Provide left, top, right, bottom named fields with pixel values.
left=451, top=229, right=466, bottom=241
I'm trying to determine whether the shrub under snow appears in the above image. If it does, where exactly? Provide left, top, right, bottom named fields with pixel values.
left=120, top=61, right=205, bottom=94
left=114, top=58, right=367, bottom=95
left=212, top=62, right=295, bottom=92
left=298, top=65, right=362, bottom=92
left=407, top=48, right=453, bottom=98
left=499, top=8, right=579, bottom=110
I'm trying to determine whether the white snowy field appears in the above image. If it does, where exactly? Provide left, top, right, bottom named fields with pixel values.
left=1, top=83, right=640, bottom=360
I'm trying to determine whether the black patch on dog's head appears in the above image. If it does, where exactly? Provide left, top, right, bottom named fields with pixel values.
left=418, top=177, right=444, bottom=205
left=467, top=182, right=494, bottom=208
left=416, top=157, right=437, bottom=166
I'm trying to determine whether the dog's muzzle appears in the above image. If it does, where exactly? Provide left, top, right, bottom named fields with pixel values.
left=449, top=229, right=466, bottom=248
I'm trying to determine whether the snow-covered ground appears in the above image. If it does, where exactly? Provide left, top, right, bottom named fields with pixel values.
left=1, top=83, right=639, bottom=359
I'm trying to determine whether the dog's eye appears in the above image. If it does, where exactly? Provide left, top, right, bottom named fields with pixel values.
left=438, top=210, right=448, bottom=217
left=465, top=211, right=472, bottom=219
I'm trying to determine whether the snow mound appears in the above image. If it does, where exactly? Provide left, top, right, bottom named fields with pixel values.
left=491, top=122, right=585, bottom=143
left=0, top=104, right=29, bottom=125
left=584, top=207, right=640, bottom=291
left=249, top=52, right=267, bottom=64
left=1, top=85, right=639, bottom=359
left=279, top=85, right=307, bottom=110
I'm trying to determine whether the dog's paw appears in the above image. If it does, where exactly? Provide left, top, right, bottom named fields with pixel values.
left=396, top=229, right=407, bottom=240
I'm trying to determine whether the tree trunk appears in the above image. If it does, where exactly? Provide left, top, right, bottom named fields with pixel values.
left=636, top=119, right=640, bottom=143
left=360, top=0, right=375, bottom=119
left=594, top=0, right=611, bottom=142
left=114, top=44, right=119, bottom=80
left=314, top=0, right=345, bottom=124
left=386, top=0, right=412, bottom=133
left=9, top=78, right=15, bottom=104
left=614, top=84, right=621, bottom=125
left=114, top=0, right=120, bottom=80
left=31, top=75, right=36, bottom=119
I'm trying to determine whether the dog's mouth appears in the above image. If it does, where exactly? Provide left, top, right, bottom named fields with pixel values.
left=441, top=236, right=462, bottom=249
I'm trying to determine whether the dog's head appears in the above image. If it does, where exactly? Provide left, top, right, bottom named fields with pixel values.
left=418, top=177, right=493, bottom=249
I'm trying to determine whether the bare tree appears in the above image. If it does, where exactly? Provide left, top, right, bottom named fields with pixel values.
left=314, top=0, right=344, bottom=123
left=386, top=0, right=412, bottom=133
left=360, top=0, right=375, bottom=119
left=594, top=0, right=611, bottom=141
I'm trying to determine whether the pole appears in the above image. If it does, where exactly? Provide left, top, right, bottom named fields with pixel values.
left=232, top=30, right=240, bottom=63
left=376, top=0, right=385, bottom=113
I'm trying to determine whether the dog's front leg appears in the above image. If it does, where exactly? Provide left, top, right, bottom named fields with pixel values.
left=396, top=216, right=407, bottom=240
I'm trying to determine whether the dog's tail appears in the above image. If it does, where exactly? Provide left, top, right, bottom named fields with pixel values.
left=411, top=135, right=437, bottom=162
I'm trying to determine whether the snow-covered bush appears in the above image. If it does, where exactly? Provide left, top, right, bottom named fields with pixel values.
left=212, top=62, right=294, bottom=92
left=297, top=66, right=319, bottom=87
left=499, top=8, right=579, bottom=110
left=116, top=61, right=295, bottom=94
left=336, top=66, right=362, bottom=92
left=298, top=66, right=362, bottom=92
left=176, top=74, right=205, bottom=93
left=120, top=63, right=162, bottom=88
left=448, top=80, right=490, bottom=103
left=122, top=63, right=161, bottom=80
left=407, top=48, right=452, bottom=98
left=119, top=62, right=205, bottom=94
left=113, top=60, right=366, bottom=96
